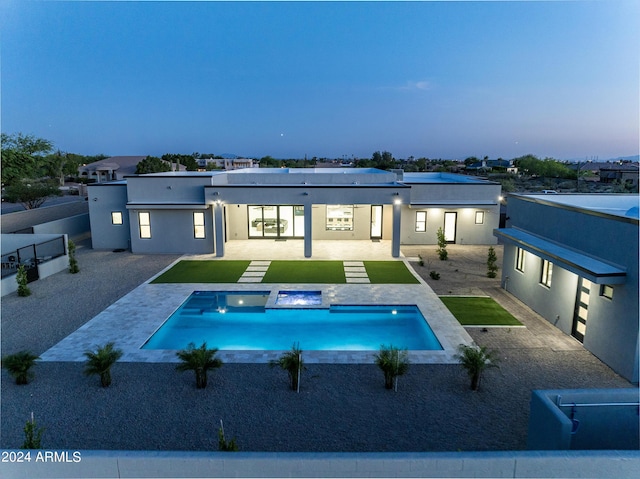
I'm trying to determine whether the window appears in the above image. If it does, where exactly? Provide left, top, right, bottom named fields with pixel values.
left=516, top=247, right=525, bottom=272
left=600, top=284, right=614, bottom=300
left=194, top=212, right=205, bottom=239
left=475, top=211, right=485, bottom=224
left=540, top=259, right=553, bottom=287
left=111, top=211, right=123, bottom=225
left=138, top=212, right=151, bottom=239
left=415, top=211, right=427, bottom=232
left=326, top=205, right=353, bottom=231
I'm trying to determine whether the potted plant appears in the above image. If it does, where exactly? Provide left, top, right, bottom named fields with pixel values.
left=2, top=350, right=40, bottom=385
left=455, top=343, right=499, bottom=391
left=83, top=342, right=123, bottom=387
left=176, top=342, right=223, bottom=389
left=374, top=344, right=409, bottom=390
left=269, top=342, right=304, bottom=391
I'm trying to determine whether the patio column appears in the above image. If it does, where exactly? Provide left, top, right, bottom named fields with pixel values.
left=392, top=201, right=401, bottom=258
left=304, top=202, right=312, bottom=258
left=214, top=203, right=225, bottom=257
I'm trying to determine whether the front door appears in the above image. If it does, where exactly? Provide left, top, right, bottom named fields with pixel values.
left=572, top=278, right=591, bottom=343
left=370, top=205, right=383, bottom=239
left=443, top=212, right=457, bottom=243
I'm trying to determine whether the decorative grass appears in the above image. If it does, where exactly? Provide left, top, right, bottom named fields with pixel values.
left=364, top=261, right=420, bottom=284
left=262, top=261, right=345, bottom=283
left=439, top=296, right=523, bottom=326
left=150, top=260, right=251, bottom=283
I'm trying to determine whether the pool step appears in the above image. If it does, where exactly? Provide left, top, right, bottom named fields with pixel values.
left=239, top=261, right=271, bottom=283
left=343, top=261, right=370, bottom=283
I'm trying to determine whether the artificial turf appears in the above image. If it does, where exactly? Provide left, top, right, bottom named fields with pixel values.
left=261, top=261, right=346, bottom=283
left=150, top=260, right=251, bottom=283
left=364, top=261, right=420, bottom=284
left=439, top=296, right=523, bottom=326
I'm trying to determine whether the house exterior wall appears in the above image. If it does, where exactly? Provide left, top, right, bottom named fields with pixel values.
left=499, top=195, right=639, bottom=383
left=87, top=184, right=130, bottom=250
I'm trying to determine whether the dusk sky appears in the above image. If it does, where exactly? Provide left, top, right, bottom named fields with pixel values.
left=1, top=1, right=638, bottom=160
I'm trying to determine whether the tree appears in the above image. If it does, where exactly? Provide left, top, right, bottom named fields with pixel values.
left=1, top=133, right=54, bottom=186
left=374, top=344, right=410, bottom=390
left=455, top=344, right=499, bottom=391
left=3, top=180, right=62, bottom=209
left=135, top=156, right=171, bottom=174
left=83, top=342, right=123, bottom=387
left=436, top=227, right=448, bottom=260
left=2, top=351, right=40, bottom=385
left=176, top=342, right=223, bottom=389
left=487, top=246, right=498, bottom=278
left=162, top=153, right=199, bottom=171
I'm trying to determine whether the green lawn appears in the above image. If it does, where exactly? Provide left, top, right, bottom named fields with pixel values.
left=364, top=261, right=420, bottom=284
left=262, top=261, right=345, bottom=283
left=439, top=296, right=523, bottom=326
left=150, top=260, right=251, bottom=283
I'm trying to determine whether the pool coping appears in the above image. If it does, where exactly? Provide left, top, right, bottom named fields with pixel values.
left=39, top=261, right=474, bottom=364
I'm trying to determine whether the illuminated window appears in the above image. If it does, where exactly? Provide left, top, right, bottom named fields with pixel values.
left=475, top=211, right=485, bottom=224
left=540, top=259, right=553, bottom=287
left=138, top=212, right=151, bottom=239
left=600, top=284, right=614, bottom=300
left=326, top=205, right=353, bottom=231
left=194, top=212, right=205, bottom=239
left=516, top=247, right=525, bottom=272
left=111, top=211, right=123, bottom=225
left=415, top=211, right=427, bottom=232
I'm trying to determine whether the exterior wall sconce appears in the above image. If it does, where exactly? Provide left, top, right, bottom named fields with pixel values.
left=212, top=192, right=219, bottom=196
left=393, top=198, right=402, bottom=205
left=303, top=192, right=309, bottom=196
left=92, top=197, right=98, bottom=201
left=167, top=186, right=172, bottom=190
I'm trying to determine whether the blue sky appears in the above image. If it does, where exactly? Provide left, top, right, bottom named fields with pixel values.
left=1, top=1, right=638, bottom=160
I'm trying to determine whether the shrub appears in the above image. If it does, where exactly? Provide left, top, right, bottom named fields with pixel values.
left=22, top=413, right=44, bottom=449
left=83, top=342, right=123, bottom=387
left=176, top=342, right=223, bottom=389
left=68, top=239, right=79, bottom=274
left=16, top=265, right=31, bottom=297
left=270, top=342, right=304, bottom=391
left=218, top=420, right=238, bottom=451
left=455, top=343, right=499, bottom=391
left=487, top=246, right=498, bottom=278
left=436, top=227, right=448, bottom=260
left=429, top=270, right=440, bottom=280
left=418, top=254, right=424, bottom=267
left=2, top=350, right=40, bottom=385
left=374, top=344, right=410, bottom=390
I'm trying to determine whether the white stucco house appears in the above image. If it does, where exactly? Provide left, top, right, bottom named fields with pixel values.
left=86, top=168, right=501, bottom=258
left=495, top=194, right=639, bottom=383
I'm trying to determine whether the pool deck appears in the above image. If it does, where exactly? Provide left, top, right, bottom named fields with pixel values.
left=39, top=256, right=474, bottom=363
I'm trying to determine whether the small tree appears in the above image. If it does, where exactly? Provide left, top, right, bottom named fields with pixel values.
left=83, top=342, right=123, bottom=387
left=436, top=227, right=448, bottom=260
left=218, top=419, right=238, bottom=451
left=16, top=265, right=31, bottom=297
left=176, top=342, right=223, bottom=389
left=487, top=246, right=498, bottom=278
left=2, top=351, right=40, bottom=385
left=455, top=344, right=499, bottom=391
left=269, top=342, right=304, bottom=391
left=374, top=344, right=410, bottom=390
left=22, top=413, right=44, bottom=449
left=3, top=180, right=61, bottom=209
left=68, top=239, right=79, bottom=274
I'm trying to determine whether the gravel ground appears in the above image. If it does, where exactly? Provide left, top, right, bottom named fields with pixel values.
left=1, top=243, right=633, bottom=451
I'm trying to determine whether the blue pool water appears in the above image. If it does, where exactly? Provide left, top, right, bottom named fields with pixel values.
left=142, top=291, right=442, bottom=351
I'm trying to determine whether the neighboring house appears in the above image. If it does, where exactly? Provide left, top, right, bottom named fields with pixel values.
left=78, top=156, right=186, bottom=183
left=466, top=159, right=515, bottom=174
left=495, top=194, right=639, bottom=383
left=598, top=163, right=639, bottom=188
left=196, top=158, right=258, bottom=170
left=86, top=168, right=501, bottom=257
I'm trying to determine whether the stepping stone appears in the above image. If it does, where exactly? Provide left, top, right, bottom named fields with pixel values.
left=246, top=266, right=269, bottom=271
left=344, top=266, right=366, bottom=272
left=345, top=272, right=369, bottom=278
left=343, top=261, right=364, bottom=267
left=346, top=277, right=370, bottom=283
left=251, top=261, right=271, bottom=266
left=238, top=277, right=263, bottom=283
left=241, top=271, right=266, bottom=277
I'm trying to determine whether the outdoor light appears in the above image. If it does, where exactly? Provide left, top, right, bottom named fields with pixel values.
left=393, top=198, right=402, bottom=205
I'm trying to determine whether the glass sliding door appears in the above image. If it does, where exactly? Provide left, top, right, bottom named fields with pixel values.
left=247, top=205, right=303, bottom=238
left=370, top=205, right=382, bottom=239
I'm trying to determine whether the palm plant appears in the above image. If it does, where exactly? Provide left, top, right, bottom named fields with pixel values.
left=455, top=343, right=499, bottom=391
left=2, top=350, right=40, bottom=385
left=176, top=342, right=223, bottom=389
left=269, top=342, right=304, bottom=391
left=83, top=342, right=123, bottom=387
left=374, top=344, right=410, bottom=390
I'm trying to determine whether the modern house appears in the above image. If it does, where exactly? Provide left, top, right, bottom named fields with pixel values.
left=196, top=157, right=258, bottom=170
left=87, top=168, right=501, bottom=257
left=495, top=194, right=639, bottom=383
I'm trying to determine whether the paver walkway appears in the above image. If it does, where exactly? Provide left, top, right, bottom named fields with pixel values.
left=343, top=261, right=370, bottom=283
left=238, top=260, right=270, bottom=282
left=236, top=260, right=373, bottom=283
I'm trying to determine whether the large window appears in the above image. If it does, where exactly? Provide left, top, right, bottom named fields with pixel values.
left=194, top=212, right=205, bottom=239
left=326, top=205, right=353, bottom=231
left=516, top=247, right=525, bottom=272
left=248, top=205, right=303, bottom=238
left=138, top=212, right=151, bottom=239
left=415, top=211, right=427, bottom=232
left=475, top=211, right=485, bottom=224
left=540, top=259, right=553, bottom=287
left=111, top=211, right=123, bottom=225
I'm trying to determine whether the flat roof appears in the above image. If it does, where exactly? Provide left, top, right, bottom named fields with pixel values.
left=513, top=194, right=639, bottom=221
left=402, top=172, right=498, bottom=185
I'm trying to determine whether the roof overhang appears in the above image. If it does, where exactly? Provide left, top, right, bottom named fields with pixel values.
left=494, top=228, right=627, bottom=284
left=410, top=201, right=497, bottom=208
left=126, top=203, right=209, bottom=210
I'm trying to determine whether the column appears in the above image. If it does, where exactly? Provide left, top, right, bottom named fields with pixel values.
left=392, top=201, right=401, bottom=258
left=214, top=203, right=225, bottom=257
left=304, top=202, right=312, bottom=258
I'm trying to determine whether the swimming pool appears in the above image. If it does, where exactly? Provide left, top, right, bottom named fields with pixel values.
left=142, top=291, right=443, bottom=351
